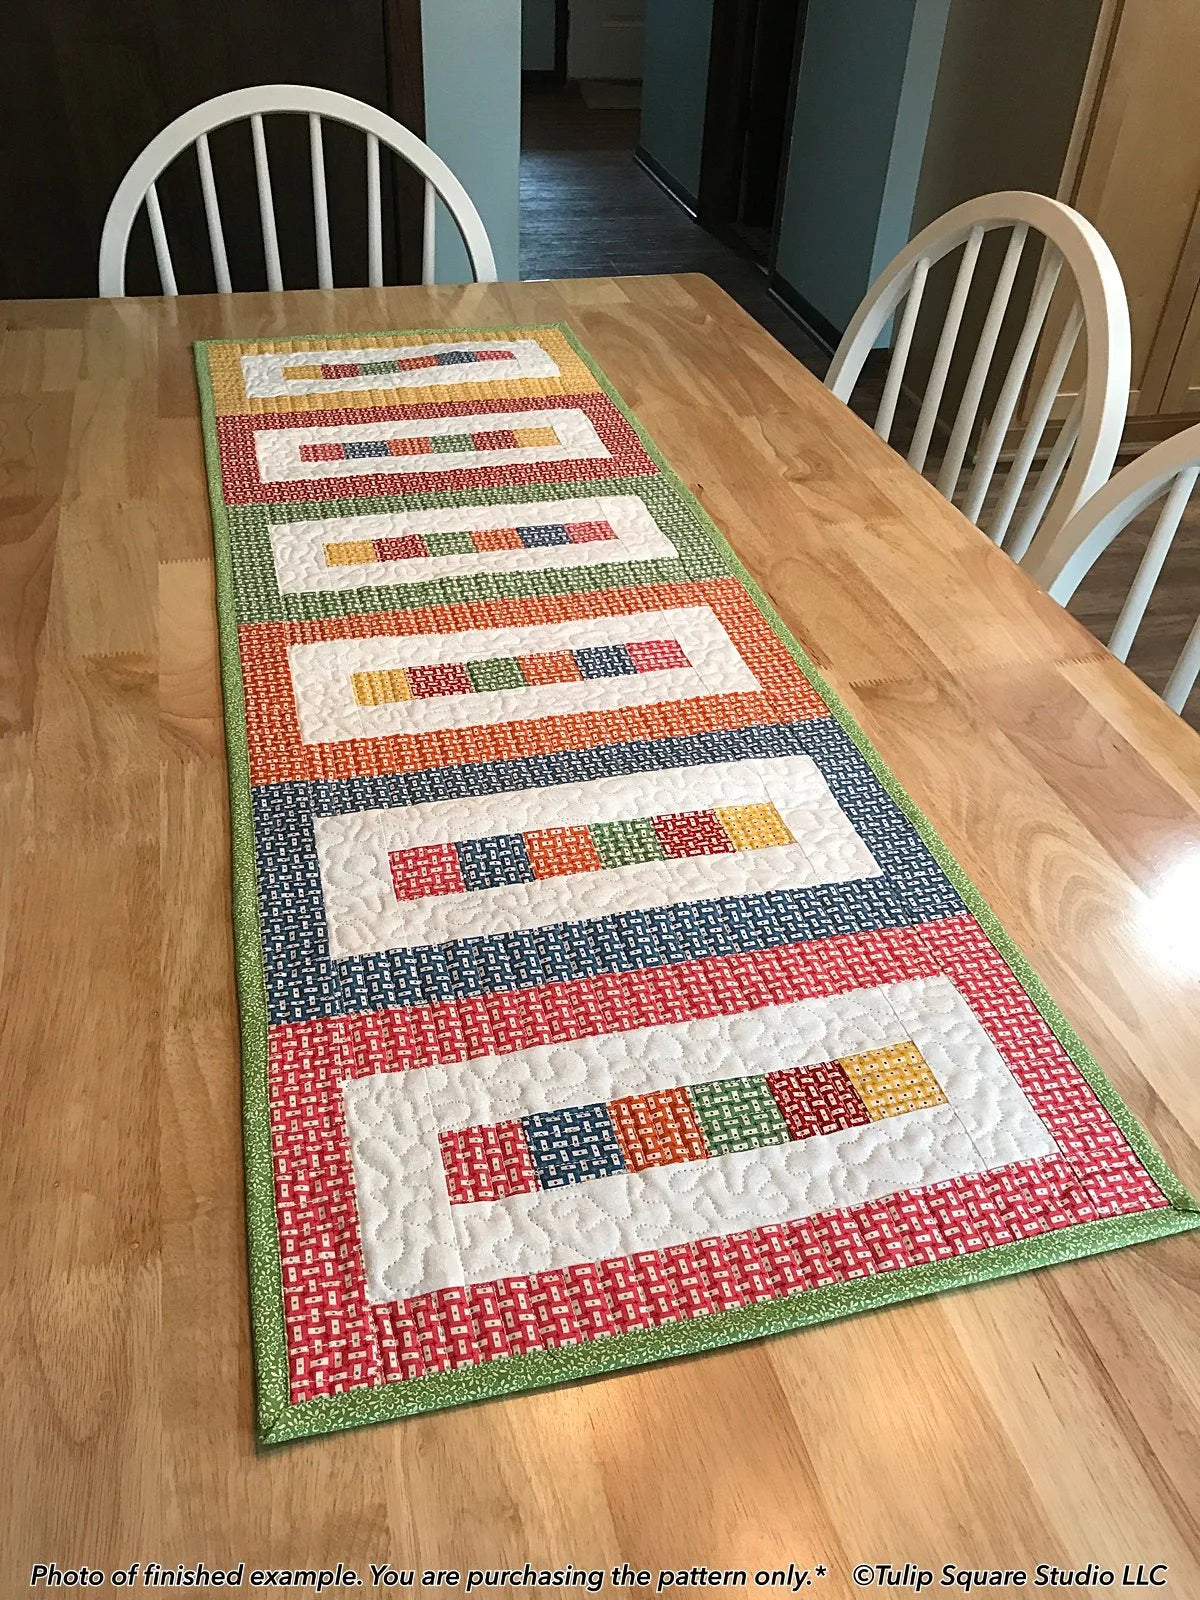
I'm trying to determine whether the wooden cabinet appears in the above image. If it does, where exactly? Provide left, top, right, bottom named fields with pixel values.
left=1062, top=0, right=1200, bottom=436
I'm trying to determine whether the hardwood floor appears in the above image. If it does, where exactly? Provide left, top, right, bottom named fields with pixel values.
left=518, top=81, right=1200, bottom=729
left=520, top=83, right=829, bottom=374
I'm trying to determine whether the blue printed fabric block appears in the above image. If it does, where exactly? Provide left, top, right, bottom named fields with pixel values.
left=523, top=1103, right=627, bottom=1188
left=520, top=524, right=571, bottom=547
left=574, top=644, right=636, bottom=679
left=343, top=440, right=391, bottom=459
left=457, top=832, right=536, bottom=892
left=438, top=350, right=476, bottom=364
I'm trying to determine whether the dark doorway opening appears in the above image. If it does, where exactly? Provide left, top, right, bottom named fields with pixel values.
left=698, top=0, right=806, bottom=265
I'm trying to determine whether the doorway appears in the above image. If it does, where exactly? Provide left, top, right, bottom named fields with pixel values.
left=568, top=0, right=647, bottom=82
left=698, top=0, right=806, bottom=264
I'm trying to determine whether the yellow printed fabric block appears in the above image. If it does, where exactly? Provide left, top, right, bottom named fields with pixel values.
left=281, top=365, right=324, bottom=381
left=325, top=540, right=378, bottom=567
left=513, top=426, right=561, bottom=449
left=352, top=669, right=412, bottom=707
left=716, top=802, right=796, bottom=850
left=838, top=1042, right=947, bottom=1121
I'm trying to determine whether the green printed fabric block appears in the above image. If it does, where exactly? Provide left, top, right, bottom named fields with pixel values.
left=589, top=818, right=667, bottom=870
left=434, top=433, right=476, bottom=453
left=424, top=529, right=477, bottom=556
left=688, top=1076, right=792, bottom=1156
left=466, top=657, right=526, bottom=693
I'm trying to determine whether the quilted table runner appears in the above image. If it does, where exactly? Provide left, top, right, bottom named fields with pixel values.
left=196, top=324, right=1197, bottom=1444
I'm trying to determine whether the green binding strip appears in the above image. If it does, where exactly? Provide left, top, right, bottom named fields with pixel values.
left=194, top=325, right=1198, bottom=1447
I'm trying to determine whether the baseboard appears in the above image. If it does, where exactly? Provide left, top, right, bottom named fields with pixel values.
left=633, top=146, right=699, bottom=219
left=765, top=273, right=840, bottom=355
left=522, top=69, right=566, bottom=87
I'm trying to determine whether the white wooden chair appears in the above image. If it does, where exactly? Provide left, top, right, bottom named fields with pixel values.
left=825, top=191, right=1130, bottom=562
left=1024, top=422, right=1200, bottom=715
left=98, top=84, right=497, bottom=296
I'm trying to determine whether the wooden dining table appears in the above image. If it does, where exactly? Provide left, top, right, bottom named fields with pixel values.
left=3, top=274, right=1199, bottom=1593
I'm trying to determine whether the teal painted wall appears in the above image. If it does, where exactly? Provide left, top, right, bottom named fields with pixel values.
left=422, top=0, right=521, bottom=282
left=774, top=0, right=950, bottom=338
left=522, top=0, right=557, bottom=71
left=639, top=0, right=714, bottom=202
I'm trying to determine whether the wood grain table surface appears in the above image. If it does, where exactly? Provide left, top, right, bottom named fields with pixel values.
left=2, top=273, right=1199, bottom=1595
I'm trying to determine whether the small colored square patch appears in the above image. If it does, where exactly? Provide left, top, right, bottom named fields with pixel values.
left=324, top=540, right=376, bottom=566
left=765, top=1062, right=871, bottom=1140
left=440, top=1121, right=539, bottom=1204
left=689, top=1076, right=792, bottom=1155
left=519, top=650, right=583, bottom=685
left=610, top=1088, right=710, bottom=1171
left=389, top=843, right=466, bottom=902
left=565, top=520, right=617, bottom=543
left=524, top=825, right=604, bottom=879
left=457, top=832, right=535, bottom=891
left=520, top=524, right=571, bottom=547
left=466, top=656, right=525, bottom=693
left=716, top=803, right=795, bottom=850
left=839, top=1042, right=947, bottom=1120
left=406, top=662, right=474, bottom=699
left=424, top=530, right=477, bottom=557
left=513, top=426, right=560, bottom=449
left=653, top=809, right=736, bottom=859
left=352, top=668, right=411, bottom=706
left=471, top=527, right=524, bottom=550
left=374, top=535, right=430, bottom=562
left=574, top=645, right=636, bottom=679
left=589, top=817, right=666, bottom=869
left=472, top=429, right=519, bottom=451
left=627, top=638, right=691, bottom=673
left=523, top=1103, right=626, bottom=1189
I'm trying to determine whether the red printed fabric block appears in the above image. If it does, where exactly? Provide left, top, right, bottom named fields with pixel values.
left=653, top=808, right=736, bottom=859
left=440, top=1121, right=539, bottom=1204
left=389, top=843, right=466, bottom=902
left=627, top=638, right=691, bottom=673
left=565, top=520, right=618, bottom=543
left=320, top=363, right=361, bottom=379
left=374, top=535, right=430, bottom=562
left=406, top=662, right=474, bottom=699
left=299, top=442, right=346, bottom=462
left=473, top=429, right=519, bottom=451
left=766, top=1062, right=872, bottom=1140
